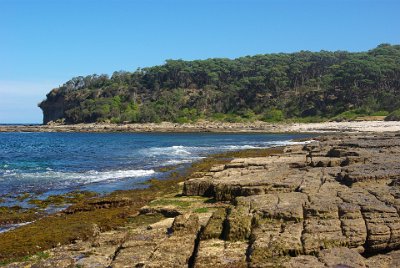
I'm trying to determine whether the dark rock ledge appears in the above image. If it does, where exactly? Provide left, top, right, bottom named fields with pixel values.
left=5, top=132, right=400, bottom=267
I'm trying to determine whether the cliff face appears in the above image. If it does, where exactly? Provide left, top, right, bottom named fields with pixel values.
left=39, top=95, right=66, bottom=124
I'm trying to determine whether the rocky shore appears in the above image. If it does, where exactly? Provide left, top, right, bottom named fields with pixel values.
left=1, top=120, right=400, bottom=133
left=4, top=132, right=400, bottom=267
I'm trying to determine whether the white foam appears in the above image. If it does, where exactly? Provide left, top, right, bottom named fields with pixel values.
left=143, top=139, right=312, bottom=157
left=220, top=139, right=313, bottom=150
left=0, top=221, right=33, bottom=234
left=7, top=169, right=156, bottom=185
left=143, top=145, right=193, bottom=156
left=76, top=169, right=156, bottom=183
left=222, top=145, right=260, bottom=150
left=162, top=158, right=204, bottom=166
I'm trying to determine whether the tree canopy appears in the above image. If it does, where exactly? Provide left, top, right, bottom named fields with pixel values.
left=39, top=44, right=400, bottom=124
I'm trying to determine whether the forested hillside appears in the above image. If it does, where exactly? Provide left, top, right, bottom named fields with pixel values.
left=39, top=44, right=400, bottom=124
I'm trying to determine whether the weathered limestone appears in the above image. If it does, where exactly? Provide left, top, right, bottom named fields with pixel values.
left=195, top=239, right=248, bottom=268
left=317, top=247, right=367, bottom=268
left=183, top=132, right=400, bottom=266
left=201, top=208, right=226, bottom=240
left=338, top=202, right=368, bottom=250
left=249, top=218, right=304, bottom=266
left=224, top=198, right=252, bottom=241
left=302, top=195, right=347, bottom=254
left=145, top=214, right=200, bottom=267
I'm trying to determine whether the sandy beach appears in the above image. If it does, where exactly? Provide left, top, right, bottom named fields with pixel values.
left=1, top=120, right=400, bottom=133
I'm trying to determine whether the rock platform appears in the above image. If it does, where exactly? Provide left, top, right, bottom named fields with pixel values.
left=5, top=132, right=400, bottom=267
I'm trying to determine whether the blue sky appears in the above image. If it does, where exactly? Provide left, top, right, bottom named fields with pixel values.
left=1, top=0, right=399, bottom=123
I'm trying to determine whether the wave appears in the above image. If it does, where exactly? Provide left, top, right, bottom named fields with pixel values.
left=221, top=139, right=309, bottom=150
left=162, top=158, right=205, bottom=166
left=143, top=139, right=311, bottom=157
left=0, top=221, right=33, bottom=234
left=2, top=169, right=156, bottom=185
left=143, top=145, right=194, bottom=156
left=221, top=145, right=261, bottom=150
left=2, top=139, right=312, bottom=193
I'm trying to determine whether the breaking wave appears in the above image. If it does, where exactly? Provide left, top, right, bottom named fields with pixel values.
left=2, top=169, right=156, bottom=185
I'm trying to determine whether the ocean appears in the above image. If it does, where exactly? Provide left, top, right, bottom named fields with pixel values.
left=0, top=132, right=311, bottom=206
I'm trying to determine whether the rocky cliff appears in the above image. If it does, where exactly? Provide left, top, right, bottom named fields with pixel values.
left=5, top=132, right=400, bottom=267
left=38, top=88, right=71, bottom=124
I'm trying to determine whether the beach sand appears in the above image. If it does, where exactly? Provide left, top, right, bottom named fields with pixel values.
left=1, top=120, right=400, bottom=133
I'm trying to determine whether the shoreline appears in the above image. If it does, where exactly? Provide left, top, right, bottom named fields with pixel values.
left=0, top=144, right=288, bottom=267
left=2, top=132, right=400, bottom=267
left=1, top=120, right=400, bottom=133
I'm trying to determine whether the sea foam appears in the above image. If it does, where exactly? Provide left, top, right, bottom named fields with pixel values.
left=3, top=169, right=156, bottom=185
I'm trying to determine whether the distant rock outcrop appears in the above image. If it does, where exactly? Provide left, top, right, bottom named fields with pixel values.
left=38, top=90, right=67, bottom=124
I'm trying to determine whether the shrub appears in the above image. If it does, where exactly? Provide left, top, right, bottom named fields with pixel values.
left=224, top=114, right=243, bottom=123
left=238, top=109, right=256, bottom=121
left=289, top=116, right=325, bottom=123
left=332, top=110, right=359, bottom=121
left=331, top=108, right=370, bottom=121
left=175, top=117, right=190, bottom=124
left=385, top=109, right=400, bottom=121
left=371, top=110, right=389, bottom=116
left=261, top=109, right=284, bottom=122
left=211, top=113, right=226, bottom=121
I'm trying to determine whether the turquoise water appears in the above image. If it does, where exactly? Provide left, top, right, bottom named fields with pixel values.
left=0, top=132, right=311, bottom=202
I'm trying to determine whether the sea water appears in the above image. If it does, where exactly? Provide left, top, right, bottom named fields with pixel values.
left=0, top=132, right=311, bottom=205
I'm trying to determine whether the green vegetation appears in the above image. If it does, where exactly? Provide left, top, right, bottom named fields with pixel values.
left=0, top=178, right=183, bottom=263
left=193, top=207, right=209, bottom=213
left=332, top=109, right=369, bottom=121
left=0, top=251, right=50, bottom=266
left=261, top=109, right=284, bottom=122
left=16, top=193, right=31, bottom=202
left=39, top=44, right=400, bottom=124
left=0, top=206, right=40, bottom=225
left=385, top=109, right=400, bottom=121
left=28, top=191, right=98, bottom=209
left=155, top=165, right=182, bottom=172
left=149, top=199, right=191, bottom=208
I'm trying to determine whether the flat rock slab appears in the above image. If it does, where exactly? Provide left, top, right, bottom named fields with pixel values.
left=184, top=132, right=400, bottom=266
